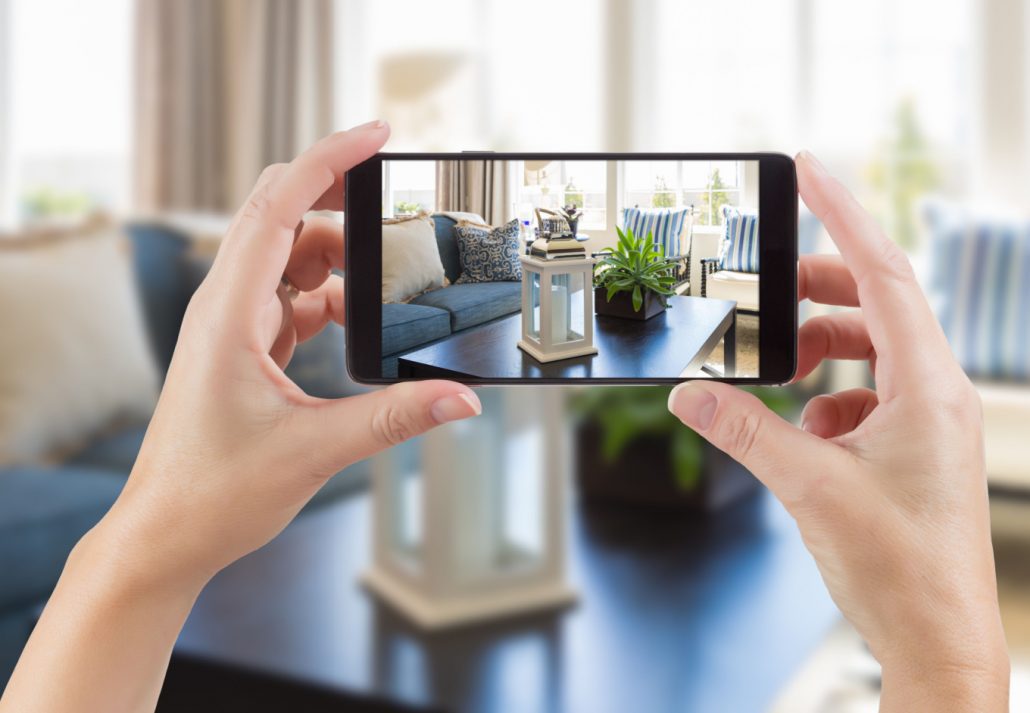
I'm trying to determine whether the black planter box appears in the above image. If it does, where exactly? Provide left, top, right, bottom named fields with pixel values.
left=594, top=287, right=666, bottom=321
left=575, top=421, right=760, bottom=511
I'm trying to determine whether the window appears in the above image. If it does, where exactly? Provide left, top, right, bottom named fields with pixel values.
left=2, top=0, right=133, bottom=225
left=383, top=161, right=436, bottom=217
left=516, top=160, right=607, bottom=230
left=623, top=161, right=744, bottom=227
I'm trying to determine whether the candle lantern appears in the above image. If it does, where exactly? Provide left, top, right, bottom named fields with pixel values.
left=518, top=255, right=598, bottom=363
left=363, top=388, right=576, bottom=628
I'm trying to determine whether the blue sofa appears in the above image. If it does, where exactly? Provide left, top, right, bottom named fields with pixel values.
left=380, top=215, right=523, bottom=377
left=0, top=222, right=368, bottom=687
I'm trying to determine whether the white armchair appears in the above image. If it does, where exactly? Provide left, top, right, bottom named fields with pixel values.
left=700, top=257, right=759, bottom=312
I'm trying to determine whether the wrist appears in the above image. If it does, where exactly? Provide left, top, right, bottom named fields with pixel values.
left=877, top=611, right=1009, bottom=713
left=880, top=649, right=1009, bottom=712
left=74, top=502, right=213, bottom=604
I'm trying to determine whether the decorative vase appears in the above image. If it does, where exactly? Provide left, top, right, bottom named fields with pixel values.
left=593, top=287, right=666, bottom=321
left=567, top=217, right=579, bottom=237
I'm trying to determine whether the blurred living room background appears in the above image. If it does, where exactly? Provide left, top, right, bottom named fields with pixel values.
left=1, top=1, right=1028, bottom=711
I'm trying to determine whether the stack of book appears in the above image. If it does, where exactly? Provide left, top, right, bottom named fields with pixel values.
left=529, top=235, right=587, bottom=260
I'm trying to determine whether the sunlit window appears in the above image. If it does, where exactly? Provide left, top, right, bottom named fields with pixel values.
left=2, top=0, right=132, bottom=224
left=384, top=161, right=436, bottom=217
left=516, top=161, right=607, bottom=230
left=623, top=161, right=744, bottom=227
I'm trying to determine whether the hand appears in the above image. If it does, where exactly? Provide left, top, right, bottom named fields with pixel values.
left=668, top=152, right=1009, bottom=710
left=102, top=123, right=481, bottom=587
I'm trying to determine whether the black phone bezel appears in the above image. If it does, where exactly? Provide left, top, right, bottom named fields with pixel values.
left=345, top=152, right=797, bottom=385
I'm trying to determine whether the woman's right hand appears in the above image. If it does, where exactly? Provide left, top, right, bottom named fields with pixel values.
left=668, top=152, right=1009, bottom=711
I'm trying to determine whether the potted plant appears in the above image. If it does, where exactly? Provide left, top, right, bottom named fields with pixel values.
left=572, top=385, right=799, bottom=511
left=593, top=226, right=676, bottom=320
left=560, top=204, right=584, bottom=237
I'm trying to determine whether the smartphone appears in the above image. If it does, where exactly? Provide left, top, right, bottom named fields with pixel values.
left=345, top=152, right=797, bottom=385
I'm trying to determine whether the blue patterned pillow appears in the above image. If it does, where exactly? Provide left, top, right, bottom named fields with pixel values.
left=454, top=219, right=522, bottom=283
left=718, top=205, right=759, bottom=273
left=926, top=204, right=1030, bottom=381
left=622, top=207, right=690, bottom=257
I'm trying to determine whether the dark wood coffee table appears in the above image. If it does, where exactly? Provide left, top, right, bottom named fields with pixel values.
left=398, top=295, right=737, bottom=379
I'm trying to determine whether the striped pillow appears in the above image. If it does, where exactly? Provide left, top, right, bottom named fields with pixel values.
left=718, top=205, right=759, bottom=273
left=926, top=205, right=1030, bottom=381
left=622, top=207, right=690, bottom=257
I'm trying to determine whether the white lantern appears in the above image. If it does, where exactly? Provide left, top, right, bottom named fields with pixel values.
left=363, top=388, right=576, bottom=629
left=518, top=255, right=598, bottom=363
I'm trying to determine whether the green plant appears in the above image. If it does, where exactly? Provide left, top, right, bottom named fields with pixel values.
left=21, top=187, right=92, bottom=219
left=571, top=385, right=799, bottom=490
left=698, top=168, right=731, bottom=225
left=866, top=97, right=940, bottom=249
left=595, top=226, right=676, bottom=312
left=564, top=179, right=584, bottom=209
left=394, top=200, right=422, bottom=215
left=651, top=175, right=676, bottom=208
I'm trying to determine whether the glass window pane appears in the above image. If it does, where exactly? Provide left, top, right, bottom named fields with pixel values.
left=549, top=272, right=585, bottom=344
left=681, top=161, right=710, bottom=189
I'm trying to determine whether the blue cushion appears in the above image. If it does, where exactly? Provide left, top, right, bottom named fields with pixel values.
left=719, top=205, right=760, bottom=273
left=926, top=205, right=1030, bottom=380
left=66, top=425, right=147, bottom=473
left=410, top=282, right=522, bottom=332
left=381, top=303, right=452, bottom=356
left=431, top=215, right=463, bottom=284
left=453, top=219, right=522, bottom=284
left=623, top=207, right=690, bottom=257
left=0, top=467, right=125, bottom=611
left=126, top=223, right=193, bottom=374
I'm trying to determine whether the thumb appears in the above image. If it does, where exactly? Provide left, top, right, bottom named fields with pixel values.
left=302, top=381, right=482, bottom=472
left=667, top=381, right=840, bottom=506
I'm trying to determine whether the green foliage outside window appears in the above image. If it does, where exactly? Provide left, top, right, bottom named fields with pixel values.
left=866, top=98, right=940, bottom=250
left=698, top=168, right=731, bottom=225
left=651, top=175, right=676, bottom=208
left=564, top=179, right=584, bottom=209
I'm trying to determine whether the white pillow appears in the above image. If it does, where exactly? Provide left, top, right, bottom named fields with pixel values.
left=381, top=215, right=446, bottom=303
left=0, top=224, right=159, bottom=464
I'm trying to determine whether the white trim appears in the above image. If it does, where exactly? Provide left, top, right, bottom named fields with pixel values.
left=361, top=567, right=577, bottom=630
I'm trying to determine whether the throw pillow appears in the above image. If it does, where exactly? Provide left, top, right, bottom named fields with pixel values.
left=0, top=220, right=159, bottom=464
left=718, top=205, right=760, bottom=273
left=381, top=214, right=447, bottom=303
left=622, top=206, right=691, bottom=257
left=454, top=219, right=522, bottom=283
left=925, top=203, right=1030, bottom=381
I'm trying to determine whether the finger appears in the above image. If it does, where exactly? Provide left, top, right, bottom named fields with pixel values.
left=801, top=388, right=879, bottom=439
left=268, top=284, right=297, bottom=368
left=796, top=152, right=952, bottom=389
left=798, top=254, right=859, bottom=307
left=284, top=216, right=344, bottom=292
left=220, top=122, right=388, bottom=315
left=668, top=381, right=845, bottom=507
left=793, top=312, right=875, bottom=382
left=301, top=381, right=482, bottom=473
left=291, top=275, right=345, bottom=343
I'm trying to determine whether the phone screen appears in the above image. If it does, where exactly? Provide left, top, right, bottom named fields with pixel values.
left=345, top=153, right=796, bottom=384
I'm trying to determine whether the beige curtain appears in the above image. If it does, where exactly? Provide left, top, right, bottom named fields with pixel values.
left=134, top=0, right=334, bottom=213
left=435, top=160, right=511, bottom=224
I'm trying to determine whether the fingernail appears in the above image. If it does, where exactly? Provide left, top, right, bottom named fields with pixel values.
left=797, top=150, right=826, bottom=176
left=801, top=417, right=814, bottom=433
left=352, top=119, right=388, bottom=131
left=431, top=392, right=482, bottom=424
left=668, top=383, right=717, bottom=431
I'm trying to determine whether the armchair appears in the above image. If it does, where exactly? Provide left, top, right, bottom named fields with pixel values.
left=700, top=257, right=759, bottom=312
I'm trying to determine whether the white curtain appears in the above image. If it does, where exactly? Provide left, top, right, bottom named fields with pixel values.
left=134, top=0, right=334, bottom=213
